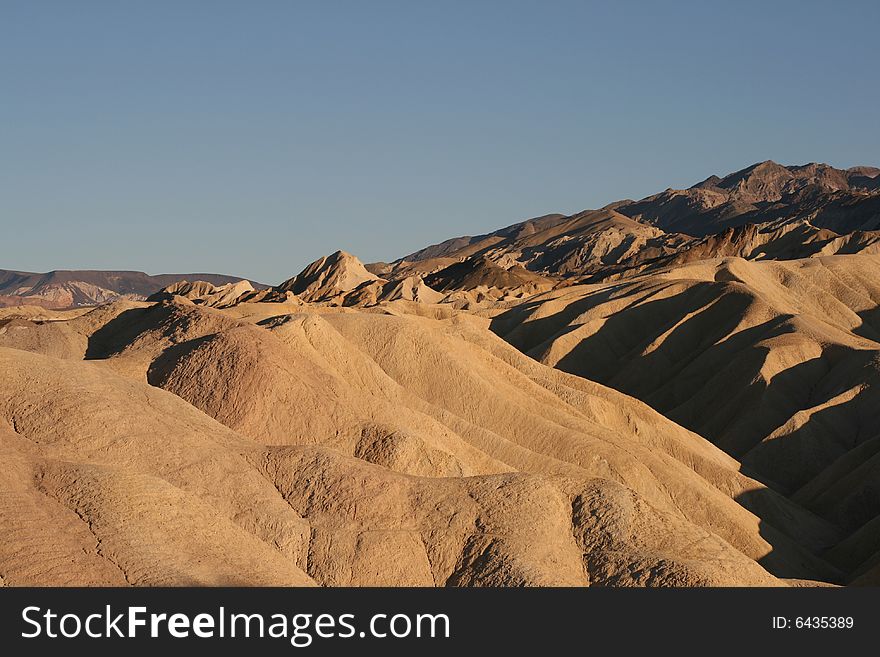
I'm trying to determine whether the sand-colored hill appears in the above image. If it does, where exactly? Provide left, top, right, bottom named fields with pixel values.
left=340, top=275, right=447, bottom=307
left=491, top=253, right=880, bottom=580
left=147, top=279, right=256, bottom=308
left=423, top=255, right=556, bottom=293
left=660, top=220, right=880, bottom=265
left=276, top=250, right=382, bottom=302
left=237, top=251, right=463, bottom=309
left=379, top=209, right=692, bottom=282
left=0, top=292, right=849, bottom=586
left=0, top=347, right=315, bottom=586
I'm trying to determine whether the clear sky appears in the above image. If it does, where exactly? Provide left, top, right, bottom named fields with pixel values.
left=2, top=1, right=878, bottom=283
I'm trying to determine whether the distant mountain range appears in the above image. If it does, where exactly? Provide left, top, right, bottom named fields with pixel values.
left=142, top=160, right=880, bottom=313
left=4, top=160, right=878, bottom=310
left=0, top=269, right=265, bottom=309
left=618, top=160, right=880, bottom=235
left=369, top=160, right=880, bottom=285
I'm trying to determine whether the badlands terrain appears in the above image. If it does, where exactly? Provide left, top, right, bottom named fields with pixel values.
left=2, top=161, right=880, bottom=587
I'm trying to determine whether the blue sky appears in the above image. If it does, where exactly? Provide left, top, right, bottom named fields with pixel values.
left=2, top=0, right=878, bottom=283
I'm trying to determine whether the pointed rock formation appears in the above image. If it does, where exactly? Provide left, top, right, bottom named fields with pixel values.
left=276, top=251, right=382, bottom=303
left=148, top=279, right=256, bottom=308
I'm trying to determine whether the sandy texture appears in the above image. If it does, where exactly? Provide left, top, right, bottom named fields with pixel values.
left=0, top=293, right=841, bottom=586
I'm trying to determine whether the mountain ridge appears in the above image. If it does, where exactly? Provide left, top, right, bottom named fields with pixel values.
left=367, top=161, right=880, bottom=288
left=0, top=268, right=267, bottom=309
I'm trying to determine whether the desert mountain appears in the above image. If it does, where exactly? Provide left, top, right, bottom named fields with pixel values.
left=241, top=250, right=555, bottom=311
left=276, top=250, right=382, bottom=302
left=617, top=161, right=880, bottom=236
left=241, top=250, right=457, bottom=308
left=370, top=162, right=880, bottom=285
left=0, top=268, right=265, bottom=309
left=658, top=219, right=880, bottom=267
left=147, top=279, right=257, bottom=308
left=423, top=255, right=555, bottom=293
left=373, top=209, right=692, bottom=282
